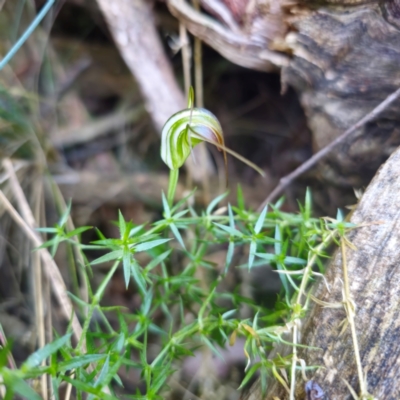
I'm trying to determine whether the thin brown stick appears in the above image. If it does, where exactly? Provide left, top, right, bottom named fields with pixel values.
left=191, top=0, right=212, bottom=203
left=192, top=0, right=203, bottom=109
left=1, top=160, right=83, bottom=345
left=33, top=181, right=48, bottom=400
left=340, top=238, right=372, bottom=398
left=258, top=86, right=400, bottom=211
left=180, top=23, right=191, bottom=97
left=179, top=22, right=195, bottom=191
left=39, top=186, right=55, bottom=400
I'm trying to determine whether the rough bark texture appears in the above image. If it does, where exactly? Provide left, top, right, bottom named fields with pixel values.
left=170, top=0, right=400, bottom=187
left=282, top=1, right=400, bottom=187
left=243, top=145, right=400, bottom=399
left=167, top=0, right=290, bottom=71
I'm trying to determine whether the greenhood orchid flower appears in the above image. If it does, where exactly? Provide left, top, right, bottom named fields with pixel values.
left=161, top=88, right=264, bottom=206
left=161, top=106, right=226, bottom=171
left=161, top=87, right=265, bottom=181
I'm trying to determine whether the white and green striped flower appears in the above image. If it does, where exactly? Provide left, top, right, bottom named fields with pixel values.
left=161, top=107, right=225, bottom=170
left=161, top=87, right=264, bottom=179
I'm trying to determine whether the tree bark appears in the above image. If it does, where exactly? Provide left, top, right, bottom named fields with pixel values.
left=168, top=0, right=400, bottom=188
left=282, top=1, right=400, bottom=188
left=243, top=145, right=400, bottom=399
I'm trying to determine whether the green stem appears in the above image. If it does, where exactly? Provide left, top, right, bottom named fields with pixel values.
left=167, top=169, right=179, bottom=207
left=77, top=261, right=119, bottom=350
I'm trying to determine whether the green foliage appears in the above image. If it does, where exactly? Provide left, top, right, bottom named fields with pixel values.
left=0, top=185, right=352, bottom=398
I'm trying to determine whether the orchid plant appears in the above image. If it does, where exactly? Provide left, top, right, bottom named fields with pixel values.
left=0, top=10, right=352, bottom=398
left=161, top=87, right=265, bottom=204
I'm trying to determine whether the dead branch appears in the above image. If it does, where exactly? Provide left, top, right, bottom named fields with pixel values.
left=0, top=160, right=83, bottom=345
left=96, top=0, right=185, bottom=132
left=259, top=86, right=400, bottom=211
left=51, top=106, right=146, bottom=148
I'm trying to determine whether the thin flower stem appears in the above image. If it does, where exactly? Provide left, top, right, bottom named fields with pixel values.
left=168, top=168, right=180, bottom=207
left=77, top=260, right=119, bottom=350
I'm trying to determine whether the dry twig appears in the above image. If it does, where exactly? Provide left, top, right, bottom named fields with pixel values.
left=258, top=86, right=400, bottom=211
left=167, top=0, right=289, bottom=71
left=96, top=0, right=185, bottom=132
left=51, top=106, right=146, bottom=148
left=32, top=182, right=48, bottom=400
left=0, top=160, right=83, bottom=345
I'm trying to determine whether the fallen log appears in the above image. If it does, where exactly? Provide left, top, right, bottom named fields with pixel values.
left=243, top=145, right=400, bottom=398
